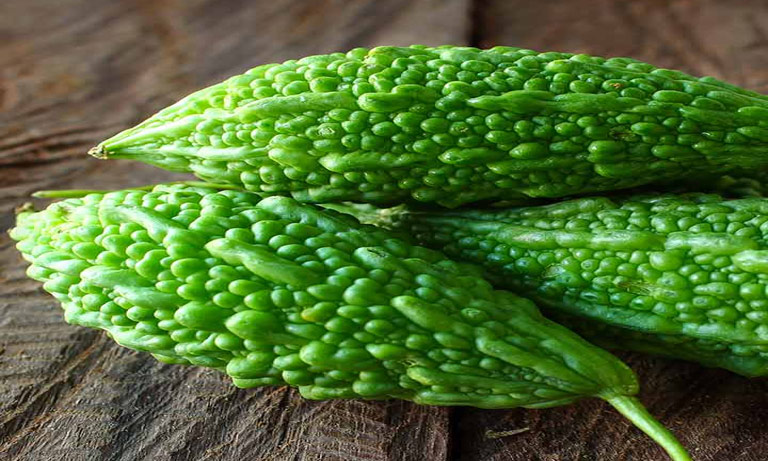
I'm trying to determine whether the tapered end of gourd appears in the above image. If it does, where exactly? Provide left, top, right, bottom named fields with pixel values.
left=14, top=202, right=35, bottom=214
left=604, top=395, right=691, bottom=461
left=88, top=145, right=108, bottom=159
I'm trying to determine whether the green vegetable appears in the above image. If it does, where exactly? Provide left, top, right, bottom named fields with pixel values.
left=11, top=184, right=689, bottom=460
left=349, top=194, right=768, bottom=376
left=90, top=46, right=768, bottom=208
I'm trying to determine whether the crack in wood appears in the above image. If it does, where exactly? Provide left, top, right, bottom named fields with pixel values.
left=0, top=333, right=104, bottom=448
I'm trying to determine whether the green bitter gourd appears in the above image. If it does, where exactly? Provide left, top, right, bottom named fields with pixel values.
left=11, top=184, right=689, bottom=460
left=347, top=193, right=768, bottom=376
left=90, top=45, right=768, bottom=207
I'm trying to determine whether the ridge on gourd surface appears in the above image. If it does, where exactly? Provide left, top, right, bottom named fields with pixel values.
left=10, top=184, right=689, bottom=461
left=90, top=45, right=768, bottom=208
left=340, top=194, right=768, bottom=376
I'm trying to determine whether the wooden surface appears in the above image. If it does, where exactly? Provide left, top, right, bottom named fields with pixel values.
left=2, top=0, right=768, bottom=459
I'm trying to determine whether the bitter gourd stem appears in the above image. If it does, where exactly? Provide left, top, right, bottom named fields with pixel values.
left=604, top=395, right=691, bottom=461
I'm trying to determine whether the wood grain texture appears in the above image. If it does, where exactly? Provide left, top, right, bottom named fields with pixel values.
left=2, top=0, right=768, bottom=460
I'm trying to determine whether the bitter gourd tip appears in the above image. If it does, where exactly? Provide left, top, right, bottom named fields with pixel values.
left=88, top=145, right=107, bottom=159
left=14, top=202, right=35, bottom=214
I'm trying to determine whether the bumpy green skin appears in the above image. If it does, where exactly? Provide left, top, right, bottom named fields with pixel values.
left=10, top=184, right=639, bottom=408
left=92, top=46, right=768, bottom=208
left=368, top=194, right=768, bottom=376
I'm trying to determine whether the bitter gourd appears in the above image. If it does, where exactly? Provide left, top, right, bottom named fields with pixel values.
left=90, top=45, right=768, bottom=207
left=351, top=194, right=768, bottom=376
left=10, top=184, right=689, bottom=460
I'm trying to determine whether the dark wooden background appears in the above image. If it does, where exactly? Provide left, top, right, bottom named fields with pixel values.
left=2, top=1, right=768, bottom=459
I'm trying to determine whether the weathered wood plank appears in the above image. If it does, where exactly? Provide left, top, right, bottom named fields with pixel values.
left=5, top=0, right=768, bottom=459
left=0, top=1, right=468, bottom=459
left=457, top=1, right=768, bottom=459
